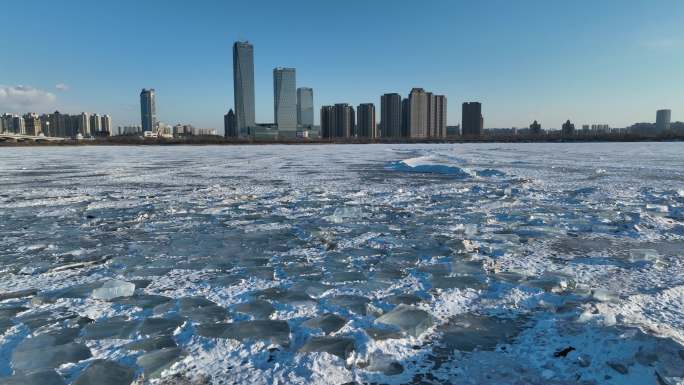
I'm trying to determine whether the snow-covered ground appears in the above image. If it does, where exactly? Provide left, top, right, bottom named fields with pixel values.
left=1, top=143, right=683, bottom=385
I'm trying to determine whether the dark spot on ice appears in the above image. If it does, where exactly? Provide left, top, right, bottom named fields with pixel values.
left=553, top=346, right=575, bottom=357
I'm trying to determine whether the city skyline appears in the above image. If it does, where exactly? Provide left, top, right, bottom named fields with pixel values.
left=2, top=1, right=684, bottom=132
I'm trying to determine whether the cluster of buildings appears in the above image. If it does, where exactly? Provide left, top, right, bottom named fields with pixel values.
left=223, top=41, right=467, bottom=140
left=223, top=42, right=315, bottom=140
left=125, top=88, right=218, bottom=138
left=0, top=112, right=112, bottom=138
left=318, top=89, right=448, bottom=140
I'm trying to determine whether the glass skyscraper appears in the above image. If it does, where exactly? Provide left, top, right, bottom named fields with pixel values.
left=297, top=87, right=314, bottom=129
left=233, top=41, right=256, bottom=137
left=273, top=67, right=297, bottom=134
left=140, top=88, right=156, bottom=133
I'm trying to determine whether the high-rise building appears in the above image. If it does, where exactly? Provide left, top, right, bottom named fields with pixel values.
left=90, top=113, right=101, bottom=134
left=101, top=115, right=112, bottom=136
left=656, top=109, right=672, bottom=133
left=408, top=88, right=428, bottom=138
left=273, top=67, right=297, bottom=135
left=23, top=113, right=42, bottom=136
left=320, top=104, right=355, bottom=139
left=462, top=102, right=483, bottom=136
left=297, top=87, right=314, bottom=129
left=562, top=120, right=575, bottom=136
left=140, top=89, right=156, bottom=132
left=320, top=105, right=335, bottom=139
left=12, top=115, right=26, bottom=135
left=224, top=109, right=237, bottom=138
left=335, top=103, right=354, bottom=138
left=530, top=120, right=542, bottom=135
left=380, top=93, right=402, bottom=138
left=401, top=98, right=410, bottom=137
left=356, top=103, right=376, bottom=139
left=433, top=95, right=447, bottom=138
left=77, top=113, right=90, bottom=136
left=426, top=92, right=436, bottom=137
left=233, top=41, right=256, bottom=137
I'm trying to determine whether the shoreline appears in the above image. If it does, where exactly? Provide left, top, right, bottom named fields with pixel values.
left=2, top=135, right=684, bottom=146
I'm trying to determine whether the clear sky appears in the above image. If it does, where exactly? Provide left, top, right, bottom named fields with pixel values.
left=2, top=0, right=683, bottom=132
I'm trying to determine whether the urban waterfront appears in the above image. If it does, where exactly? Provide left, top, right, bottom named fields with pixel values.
left=1, top=143, right=683, bottom=384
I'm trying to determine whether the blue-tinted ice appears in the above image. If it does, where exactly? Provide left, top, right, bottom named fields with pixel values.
left=1, top=143, right=684, bottom=384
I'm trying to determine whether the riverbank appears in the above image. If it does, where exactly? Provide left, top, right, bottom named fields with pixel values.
left=2, top=133, right=684, bottom=146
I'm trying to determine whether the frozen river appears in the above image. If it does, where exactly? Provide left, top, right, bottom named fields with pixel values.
left=0, top=143, right=683, bottom=385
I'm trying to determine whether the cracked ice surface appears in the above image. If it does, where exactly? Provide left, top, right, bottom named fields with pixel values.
left=1, top=143, right=684, bottom=385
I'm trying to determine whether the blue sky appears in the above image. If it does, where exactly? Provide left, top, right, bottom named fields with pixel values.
left=2, top=0, right=683, bottom=131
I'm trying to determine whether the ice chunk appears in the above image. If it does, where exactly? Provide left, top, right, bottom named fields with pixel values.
left=327, top=295, right=371, bottom=315
left=375, top=304, right=433, bottom=338
left=136, top=347, right=184, bottom=379
left=365, top=327, right=403, bottom=340
left=628, top=249, right=660, bottom=263
left=0, top=370, right=66, bottom=385
left=113, top=294, right=172, bottom=309
left=439, top=314, right=525, bottom=352
left=431, top=275, right=487, bottom=290
left=234, top=300, right=275, bottom=319
left=326, top=206, right=364, bottom=224
left=139, top=316, right=185, bottom=336
left=83, top=317, right=141, bottom=340
left=186, top=304, right=229, bottom=323
left=196, top=320, right=290, bottom=346
left=0, top=289, right=37, bottom=301
left=591, top=288, right=619, bottom=302
left=299, top=336, right=355, bottom=359
left=384, top=293, right=423, bottom=306
left=361, top=352, right=404, bottom=375
left=256, top=288, right=317, bottom=306
left=302, top=313, right=347, bottom=334
left=72, top=360, right=136, bottom=385
left=525, top=273, right=574, bottom=293
left=91, top=280, right=135, bottom=301
left=327, top=271, right=367, bottom=283
left=385, top=157, right=473, bottom=177
left=124, top=335, right=177, bottom=352
left=11, top=342, right=91, bottom=372
left=13, top=328, right=80, bottom=352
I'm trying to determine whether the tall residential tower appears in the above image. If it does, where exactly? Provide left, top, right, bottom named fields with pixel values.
left=380, top=93, right=402, bottom=138
left=273, top=67, right=297, bottom=136
left=233, top=41, right=256, bottom=137
left=297, top=87, right=314, bottom=129
left=140, top=89, right=156, bottom=132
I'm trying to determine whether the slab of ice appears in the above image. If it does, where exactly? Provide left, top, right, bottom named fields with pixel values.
left=11, top=342, right=91, bottom=372
left=196, top=320, right=290, bottom=346
left=256, top=288, right=317, bottom=306
left=91, top=280, right=135, bottom=301
left=124, top=335, right=177, bottom=352
left=299, top=336, right=356, bottom=359
left=136, top=347, right=184, bottom=379
left=234, top=300, right=275, bottom=319
left=0, top=370, right=66, bottom=385
left=83, top=317, right=141, bottom=340
left=328, top=295, right=371, bottom=315
left=628, top=249, right=660, bottom=263
left=375, top=304, right=433, bottom=338
left=438, top=314, right=526, bottom=352
left=385, top=156, right=473, bottom=177
left=302, top=313, right=348, bottom=334
left=327, top=206, right=364, bottom=224
left=361, top=353, right=404, bottom=376
left=139, top=317, right=185, bottom=336
left=72, top=360, right=136, bottom=385
left=365, top=327, right=404, bottom=341
left=384, top=293, right=423, bottom=306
